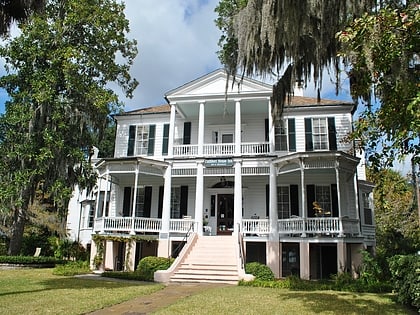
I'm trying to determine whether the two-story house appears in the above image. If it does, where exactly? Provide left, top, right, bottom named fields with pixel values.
left=66, top=69, right=375, bottom=282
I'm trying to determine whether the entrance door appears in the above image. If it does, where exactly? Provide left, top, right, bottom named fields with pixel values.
left=217, top=194, right=234, bottom=235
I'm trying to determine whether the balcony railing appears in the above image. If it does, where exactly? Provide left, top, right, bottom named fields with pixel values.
left=94, top=216, right=362, bottom=237
left=172, top=142, right=270, bottom=157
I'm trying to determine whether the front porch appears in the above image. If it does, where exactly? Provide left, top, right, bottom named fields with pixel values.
left=93, top=216, right=362, bottom=238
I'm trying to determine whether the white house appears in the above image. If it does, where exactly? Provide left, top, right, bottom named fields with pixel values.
left=67, top=70, right=375, bottom=282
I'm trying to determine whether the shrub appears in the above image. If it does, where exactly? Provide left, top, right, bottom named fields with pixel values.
left=136, top=256, right=174, bottom=281
left=102, top=271, right=145, bottom=281
left=53, top=260, right=90, bottom=276
left=0, top=255, right=63, bottom=266
left=245, top=262, right=275, bottom=281
left=388, top=254, right=420, bottom=310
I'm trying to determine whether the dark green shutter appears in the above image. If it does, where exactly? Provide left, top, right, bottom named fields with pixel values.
left=265, top=118, right=269, bottom=142
left=180, top=186, right=188, bottom=218
left=290, top=185, right=299, bottom=216
left=331, top=184, right=339, bottom=217
left=158, top=186, right=164, bottom=218
left=123, top=187, right=132, bottom=217
left=328, top=117, right=337, bottom=151
left=144, top=186, right=152, bottom=217
left=183, top=122, right=191, bottom=145
left=162, top=124, right=169, bottom=155
left=305, top=118, right=313, bottom=151
left=147, top=125, right=156, bottom=155
left=306, top=185, right=315, bottom=217
left=288, top=118, right=296, bottom=152
left=127, top=125, right=136, bottom=156
left=266, top=184, right=270, bottom=217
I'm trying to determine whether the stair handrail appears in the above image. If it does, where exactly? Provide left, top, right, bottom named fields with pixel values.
left=170, top=222, right=195, bottom=259
left=237, top=223, right=245, bottom=270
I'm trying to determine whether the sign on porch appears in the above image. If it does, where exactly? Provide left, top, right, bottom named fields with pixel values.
left=204, top=159, right=234, bottom=167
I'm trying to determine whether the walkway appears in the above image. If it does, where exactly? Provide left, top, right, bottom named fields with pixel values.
left=80, top=275, right=228, bottom=315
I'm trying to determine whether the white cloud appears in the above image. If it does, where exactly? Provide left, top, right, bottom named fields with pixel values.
left=120, top=0, right=222, bottom=111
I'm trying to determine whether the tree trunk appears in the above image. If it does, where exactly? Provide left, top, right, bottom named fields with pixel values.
left=7, top=207, right=26, bottom=255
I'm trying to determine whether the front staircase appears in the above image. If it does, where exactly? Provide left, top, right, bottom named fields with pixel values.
left=170, top=235, right=241, bottom=284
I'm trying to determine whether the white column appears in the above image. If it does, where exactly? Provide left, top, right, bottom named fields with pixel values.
left=233, top=159, right=242, bottom=235
left=353, top=173, right=362, bottom=236
left=103, top=169, right=110, bottom=217
left=158, top=164, right=172, bottom=257
left=300, top=158, right=307, bottom=237
left=198, top=101, right=205, bottom=156
left=168, top=103, right=176, bottom=158
left=95, top=175, right=102, bottom=219
left=195, top=160, right=204, bottom=235
left=130, top=164, right=139, bottom=235
left=269, top=164, right=278, bottom=237
left=335, top=161, right=344, bottom=237
left=299, top=241, right=310, bottom=280
left=235, top=99, right=241, bottom=156
left=268, top=97, right=275, bottom=153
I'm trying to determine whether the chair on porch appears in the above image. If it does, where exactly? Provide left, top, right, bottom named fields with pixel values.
left=33, top=247, right=41, bottom=257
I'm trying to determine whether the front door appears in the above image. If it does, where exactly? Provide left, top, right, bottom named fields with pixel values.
left=217, top=194, right=234, bottom=235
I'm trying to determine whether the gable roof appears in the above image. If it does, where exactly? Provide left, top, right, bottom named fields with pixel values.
left=118, top=104, right=171, bottom=116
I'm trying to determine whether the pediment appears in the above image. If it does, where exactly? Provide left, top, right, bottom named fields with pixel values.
left=165, top=69, right=272, bottom=100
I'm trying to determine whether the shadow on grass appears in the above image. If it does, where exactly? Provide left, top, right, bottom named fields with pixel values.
left=0, top=275, right=157, bottom=298
left=275, top=291, right=417, bottom=315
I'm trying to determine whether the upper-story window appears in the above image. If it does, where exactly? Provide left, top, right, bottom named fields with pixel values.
left=362, top=192, right=373, bottom=225
left=127, top=125, right=156, bottom=156
left=305, top=117, right=337, bottom=151
left=272, top=118, right=296, bottom=152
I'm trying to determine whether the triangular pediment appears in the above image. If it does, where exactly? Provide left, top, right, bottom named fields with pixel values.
left=165, top=69, right=272, bottom=100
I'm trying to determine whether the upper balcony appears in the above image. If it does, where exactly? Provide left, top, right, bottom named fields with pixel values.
left=173, top=142, right=270, bottom=157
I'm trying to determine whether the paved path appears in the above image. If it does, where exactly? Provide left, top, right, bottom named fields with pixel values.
left=80, top=275, right=227, bottom=315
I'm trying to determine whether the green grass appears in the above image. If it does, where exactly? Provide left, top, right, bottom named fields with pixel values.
left=0, top=268, right=163, bottom=315
left=154, top=286, right=417, bottom=315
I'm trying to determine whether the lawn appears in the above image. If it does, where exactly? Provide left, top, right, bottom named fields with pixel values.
left=0, top=268, right=163, bottom=315
left=0, top=268, right=416, bottom=315
left=154, top=285, right=416, bottom=315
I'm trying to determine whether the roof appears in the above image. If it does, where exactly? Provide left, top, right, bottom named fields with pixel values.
left=117, top=104, right=171, bottom=116
left=287, top=96, right=352, bottom=107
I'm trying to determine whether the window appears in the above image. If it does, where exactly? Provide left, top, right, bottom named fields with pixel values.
left=277, top=186, right=290, bottom=219
left=305, top=117, right=337, bottom=151
left=135, top=187, right=145, bottom=217
left=127, top=125, right=156, bottom=156
left=170, top=187, right=181, bottom=218
left=162, top=124, right=169, bottom=155
left=96, top=191, right=110, bottom=218
left=222, top=133, right=233, bottom=143
left=314, top=185, right=332, bottom=217
left=362, top=192, right=373, bottom=225
left=275, top=120, right=288, bottom=151
left=87, top=204, right=95, bottom=228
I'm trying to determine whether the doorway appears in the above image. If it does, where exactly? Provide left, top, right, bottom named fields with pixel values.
left=217, top=194, right=234, bottom=235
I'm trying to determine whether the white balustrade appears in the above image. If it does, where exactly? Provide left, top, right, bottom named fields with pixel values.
left=134, top=218, right=162, bottom=232
left=242, top=219, right=270, bottom=234
left=169, top=219, right=196, bottom=233
left=173, top=145, right=198, bottom=156
left=241, top=142, right=270, bottom=155
left=203, top=143, right=235, bottom=156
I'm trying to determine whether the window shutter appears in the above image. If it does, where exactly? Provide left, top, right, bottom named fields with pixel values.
left=123, top=187, right=132, bottom=217
left=265, top=118, right=269, bottom=142
left=304, top=118, right=313, bottom=151
left=143, top=186, right=152, bottom=218
left=162, top=124, right=169, bottom=155
left=266, top=184, right=269, bottom=217
left=331, top=184, right=339, bottom=217
left=127, top=125, right=136, bottom=156
left=306, top=185, right=315, bottom=217
left=147, top=125, right=156, bottom=155
left=158, top=186, right=164, bottom=218
left=183, top=122, right=191, bottom=145
left=288, top=118, right=296, bottom=152
left=328, top=117, right=337, bottom=151
left=180, top=186, right=188, bottom=218
left=290, top=185, right=299, bottom=216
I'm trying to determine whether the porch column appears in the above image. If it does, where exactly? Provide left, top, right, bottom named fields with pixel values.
left=195, top=160, right=204, bottom=235
left=233, top=159, right=242, bottom=235
left=103, top=168, right=110, bottom=217
left=235, top=99, right=241, bottom=156
left=168, top=103, right=176, bottom=158
left=130, top=164, right=139, bottom=235
left=299, top=241, right=310, bottom=280
left=158, top=164, right=172, bottom=257
left=268, top=97, right=275, bottom=153
left=267, top=164, right=280, bottom=277
left=95, top=175, right=102, bottom=219
left=337, top=241, right=347, bottom=274
left=353, top=173, right=362, bottom=236
left=300, top=158, right=307, bottom=237
left=335, top=161, right=344, bottom=237
left=125, top=239, right=137, bottom=271
left=198, top=101, right=205, bottom=156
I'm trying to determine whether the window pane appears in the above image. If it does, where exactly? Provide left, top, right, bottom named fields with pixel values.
left=314, top=185, right=331, bottom=216
left=277, top=186, right=290, bottom=219
left=275, top=120, right=288, bottom=151
left=312, top=118, right=328, bottom=151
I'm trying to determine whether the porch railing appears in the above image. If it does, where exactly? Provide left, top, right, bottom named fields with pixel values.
left=172, top=142, right=270, bottom=157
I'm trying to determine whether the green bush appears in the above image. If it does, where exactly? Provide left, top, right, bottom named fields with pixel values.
left=0, top=255, right=63, bottom=266
left=388, top=254, right=420, bottom=310
left=136, top=256, right=174, bottom=281
left=53, top=260, right=90, bottom=276
left=245, top=262, right=275, bottom=281
left=102, top=271, right=145, bottom=281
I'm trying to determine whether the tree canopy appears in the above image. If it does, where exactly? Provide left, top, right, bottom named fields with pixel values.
left=215, top=0, right=419, bottom=169
left=0, top=0, right=138, bottom=255
left=0, top=0, right=45, bottom=36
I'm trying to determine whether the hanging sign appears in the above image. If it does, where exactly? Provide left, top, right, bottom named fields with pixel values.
left=204, top=159, right=233, bottom=167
